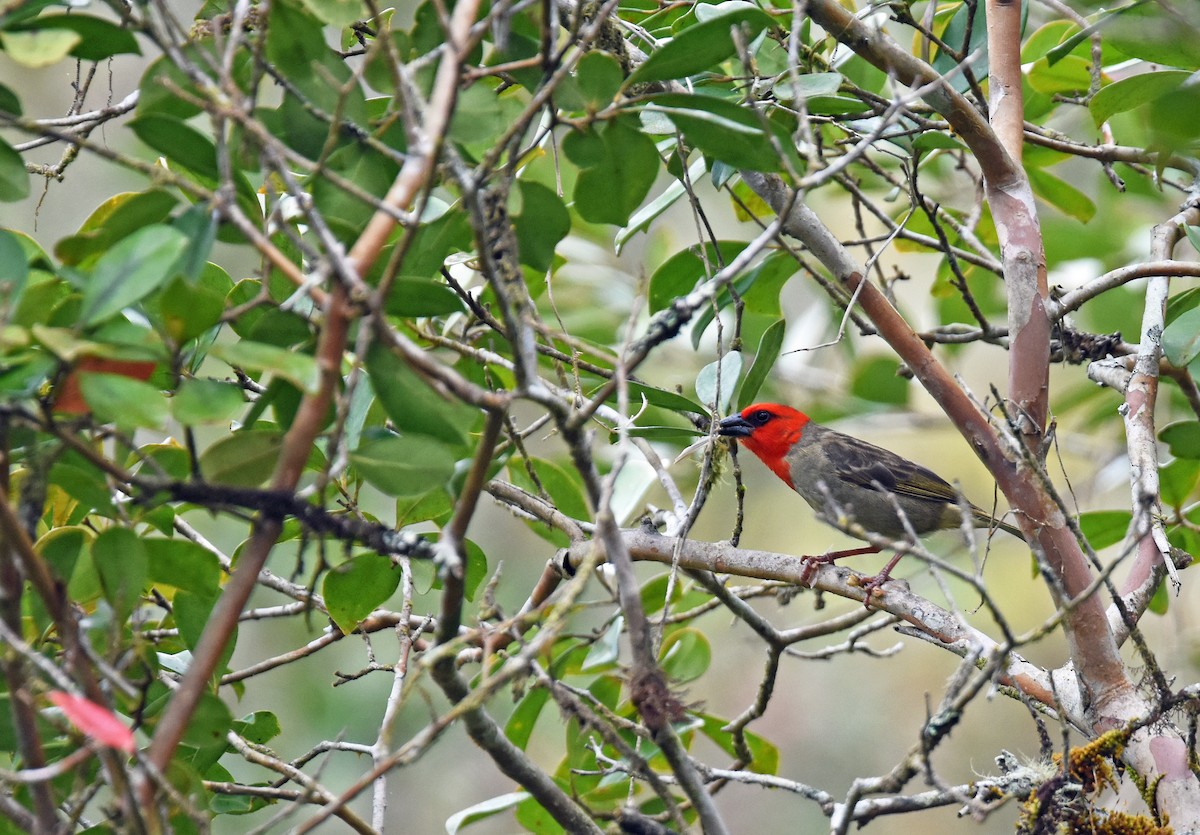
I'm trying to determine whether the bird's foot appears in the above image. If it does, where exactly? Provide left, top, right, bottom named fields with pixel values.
left=851, top=573, right=892, bottom=609
left=849, top=551, right=906, bottom=608
left=798, top=546, right=881, bottom=587
left=798, top=553, right=835, bottom=586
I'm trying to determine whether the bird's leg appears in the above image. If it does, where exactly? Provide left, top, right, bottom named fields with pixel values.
left=856, top=551, right=907, bottom=604
left=798, top=545, right=881, bottom=585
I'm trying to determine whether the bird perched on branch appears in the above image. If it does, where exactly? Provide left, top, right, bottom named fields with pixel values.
left=717, top=402, right=1023, bottom=595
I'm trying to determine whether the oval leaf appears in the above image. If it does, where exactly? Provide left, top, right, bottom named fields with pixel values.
left=80, top=225, right=189, bottom=326
left=695, top=352, right=743, bottom=414
left=627, top=6, right=777, bottom=85
left=737, top=319, right=785, bottom=409
left=210, top=341, right=321, bottom=393
left=199, top=429, right=284, bottom=486
left=349, top=434, right=457, bottom=497
left=323, top=554, right=400, bottom=634
left=79, top=373, right=167, bottom=430
left=171, top=378, right=245, bottom=425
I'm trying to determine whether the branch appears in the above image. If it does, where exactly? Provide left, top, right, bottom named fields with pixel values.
left=560, top=528, right=1075, bottom=721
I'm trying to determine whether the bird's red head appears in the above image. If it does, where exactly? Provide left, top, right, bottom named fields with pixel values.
left=717, top=403, right=811, bottom=488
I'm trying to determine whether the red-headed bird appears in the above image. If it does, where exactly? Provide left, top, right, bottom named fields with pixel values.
left=717, top=402, right=1022, bottom=591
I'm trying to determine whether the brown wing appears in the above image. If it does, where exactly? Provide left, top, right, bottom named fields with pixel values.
left=822, top=431, right=960, bottom=505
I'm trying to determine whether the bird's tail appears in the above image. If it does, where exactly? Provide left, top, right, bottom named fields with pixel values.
left=973, top=509, right=1025, bottom=542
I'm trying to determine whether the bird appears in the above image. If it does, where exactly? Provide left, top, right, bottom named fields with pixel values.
left=717, top=402, right=1023, bottom=595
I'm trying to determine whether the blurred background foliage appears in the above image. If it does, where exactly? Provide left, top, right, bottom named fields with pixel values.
left=0, top=0, right=1198, bottom=832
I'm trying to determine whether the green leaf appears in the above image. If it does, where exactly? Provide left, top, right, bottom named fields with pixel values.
left=563, top=117, right=659, bottom=226
left=210, top=342, right=321, bottom=393
left=737, top=319, right=785, bottom=409
left=1104, top=2, right=1200, bottom=69
left=0, top=81, right=21, bottom=115
left=513, top=181, right=570, bottom=272
left=132, top=443, right=191, bottom=482
left=1020, top=20, right=1078, bottom=62
left=659, top=627, right=711, bottom=682
left=462, top=539, right=488, bottom=601
left=172, top=592, right=225, bottom=662
left=143, top=538, right=221, bottom=597
left=1077, top=510, right=1131, bottom=550
left=129, top=116, right=260, bottom=221
left=515, top=793, right=568, bottom=834
left=1148, top=575, right=1169, bottom=615
left=79, top=373, right=167, bottom=430
left=772, top=71, right=843, bottom=101
left=509, top=457, right=592, bottom=521
left=1089, top=71, right=1191, bottom=127
left=7, top=14, right=140, bottom=60
left=56, top=190, right=180, bottom=266
left=616, top=155, right=707, bottom=251
left=397, top=489, right=454, bottom=527
left=0, top=138, right=29, bottom=202
left=1162, top=307, right=1200, bottom=367
left=574, top=51, right=623, bottom=109
left=137, top=54, right=204, bottom=120
left=648, top=240, right=749, bottom=313
left=267, top=0, right=365, bottom=121
left=1159, top=457, right=1200, bottom=509
left=804, top=95, right=871, bottom=116
left=0, top=230, right=28, bottom=296
left=171, top=379, right=245, bottom=425
left=154, top=276, right=226, bottom=345
left=299, top=0, right=363, bottom=26
left=1146, top=85, right=1200, bottom=156
left=1184, top=226, right=1200, bottom=256
left=0, top=137, right=27, bottom=202
left=233, top=711, right=282, bottom=745
left=505, top=689, right=549, bottom=748
left=1161, top=422, right=1200, bottom=460
left=92, top=528, right=149, bottom=623
left=913, top=132, right=967, bottom=153
left=37, top=526, right=92, bottom=586
left=364, top=340, right=476, bottom=447
left=79, top=225, right=189, bottom=326
left=310, top=142, right=400, bottom=233
left=447, top=82, right=525, bottom=147
left=622, top=425, right=704, bottom=442
left=349, top=434, right=457, bottom=497
left=130, top=115, right=223, bottom=179
left=323, top=554, right=401, bottom=634
left=1027, top=167, right=1096, bottom=223
left=626, top=4, right=777, bottom=84
left=931, top=0, right=990, bottom=91
left=582, top=616, right=623, bottom=671
left=385, top=209, right=471, bottom=279
left=447, top=793, right=531, bottom=835
left=645, top=93, right=798, bottom=173
left=695, top=352, right=743, bottom=414
left=384, top=276, right=465, bottom=316
left=199, top=429, right=284, bottom=486
left=1026, top=55, right=1091, bottom=95
left=850, top=357, right=909, bottom=405
left=639, top=572, right=684, bottom=616
left=625, top=382, right=706, bottom=415
left=0, top=29, right=80, bottom=67
left=697, top=712, right=779, bottom=774
left=179, top=691, right=233, bottom=751
left=1166, top=287, right=1200, bottom=326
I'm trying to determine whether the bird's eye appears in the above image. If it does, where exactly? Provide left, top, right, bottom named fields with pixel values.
left=752, top=410, right=772, bottom=424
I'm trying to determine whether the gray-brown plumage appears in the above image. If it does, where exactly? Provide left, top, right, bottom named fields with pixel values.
left=718, top=402, right=1022, bottom=587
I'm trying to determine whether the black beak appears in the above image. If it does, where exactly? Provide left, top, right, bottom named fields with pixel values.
left=717, top=415, right=752, bottom=438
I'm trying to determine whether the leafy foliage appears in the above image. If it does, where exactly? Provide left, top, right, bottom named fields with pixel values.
left=0, top=0, right=1197, bottom=832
